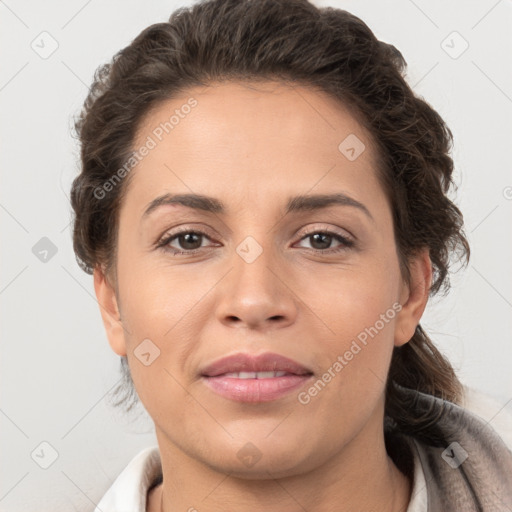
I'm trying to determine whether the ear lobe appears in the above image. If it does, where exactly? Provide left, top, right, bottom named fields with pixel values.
left=394, top=248, right=432, bottom=348
left=93, top=266, right=127, bottom=356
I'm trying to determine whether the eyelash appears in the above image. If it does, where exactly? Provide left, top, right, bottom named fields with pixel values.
left=156, top=227, right=356, bottom=256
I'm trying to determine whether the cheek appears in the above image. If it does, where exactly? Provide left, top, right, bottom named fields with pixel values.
left=297, top=294, right=398, bottom=432
left=117, top=245, right=207, bottom=337
left=298, top=256, right=400, bottom=342
left=116, top=259, right=217, bottom=412
left=301, top=260, right=401, bottom=396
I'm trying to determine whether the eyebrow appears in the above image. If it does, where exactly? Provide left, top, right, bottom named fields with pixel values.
left=141, top=192, right=374, bottom=222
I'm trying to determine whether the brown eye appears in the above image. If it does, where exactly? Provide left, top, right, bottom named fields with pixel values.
left=296, top=231, right=355, bottom=253
left=158, top=230, right=214, bottom=255
left=174, top=232, right=204, bottom=251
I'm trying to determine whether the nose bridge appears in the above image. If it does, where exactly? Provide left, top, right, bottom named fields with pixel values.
left=214, top=228, right=297, bottom=328
left=232, top=232, right=282, bottom=301
left=228, top=203, right=280, bottom=278
left=233, top=234, right=279, bottom=288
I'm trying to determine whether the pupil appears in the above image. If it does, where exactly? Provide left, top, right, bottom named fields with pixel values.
left=181, top=233, right=200, bottom=249
left=311, top=233, right=330, bottom=249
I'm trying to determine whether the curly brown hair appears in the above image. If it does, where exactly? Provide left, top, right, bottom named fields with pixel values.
left=70, top=0, right=470, bottom=440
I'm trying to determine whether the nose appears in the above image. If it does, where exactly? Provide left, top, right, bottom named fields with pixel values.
left=214, top=240, right=298, bottom=331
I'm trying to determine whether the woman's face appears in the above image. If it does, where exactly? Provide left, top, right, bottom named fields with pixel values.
left=95, top=80, right=430, bottom=478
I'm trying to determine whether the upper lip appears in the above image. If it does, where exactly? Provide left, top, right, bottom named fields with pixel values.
left=200, top=352, right=314, bottom=377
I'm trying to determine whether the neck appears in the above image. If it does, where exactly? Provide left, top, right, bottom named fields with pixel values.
left=147, top=413, right=412, bottom=512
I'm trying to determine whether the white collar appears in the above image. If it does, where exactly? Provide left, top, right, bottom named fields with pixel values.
left=94, top=445, right=161, bottom=512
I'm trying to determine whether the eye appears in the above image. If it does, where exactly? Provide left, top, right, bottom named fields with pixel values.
left=156, top=227, right=355, bottom=256
left=295, top=230, right=355, bottom=253
left=157, top=229, right=216, bottom=255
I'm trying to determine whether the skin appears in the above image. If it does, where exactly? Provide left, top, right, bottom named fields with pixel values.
left=94, top=81, right=432, bottom=512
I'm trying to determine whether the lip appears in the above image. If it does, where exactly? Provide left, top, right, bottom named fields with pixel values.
left=200, top=352, right=313, bottom=377
left=200, top=352, right=314, bottom=403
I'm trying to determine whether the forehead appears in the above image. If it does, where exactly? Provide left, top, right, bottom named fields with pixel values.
left=134, top=80, right=375, bottom=155
left=124, top=80, right=384, bottom=216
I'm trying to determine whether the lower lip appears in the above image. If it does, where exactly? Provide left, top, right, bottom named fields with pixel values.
left=201, top=374, right=313, bottom=403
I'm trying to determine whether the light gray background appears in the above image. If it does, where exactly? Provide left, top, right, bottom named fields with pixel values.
left=1, top=0, right=511, bottom=511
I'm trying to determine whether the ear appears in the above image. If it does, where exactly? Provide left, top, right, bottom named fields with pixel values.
left=394, top=248, right=432, bottom=347
left=93, top=265, right=127, bottom=356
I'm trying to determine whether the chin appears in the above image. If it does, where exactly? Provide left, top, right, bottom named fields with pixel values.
left=199, top=430, right=322, bottom=479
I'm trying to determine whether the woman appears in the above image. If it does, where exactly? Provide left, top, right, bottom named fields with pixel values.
left=69, top=0, right=512, bottom=510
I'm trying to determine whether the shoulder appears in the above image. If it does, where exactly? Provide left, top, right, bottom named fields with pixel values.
left=460, top=384, right=512, bottom=449
left=407, top=384, right=512, bottom=510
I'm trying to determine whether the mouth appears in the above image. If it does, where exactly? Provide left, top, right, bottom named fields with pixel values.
left=220, top=370, right=294, bottom=378
left=200, top=352, right=314, bottom=403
